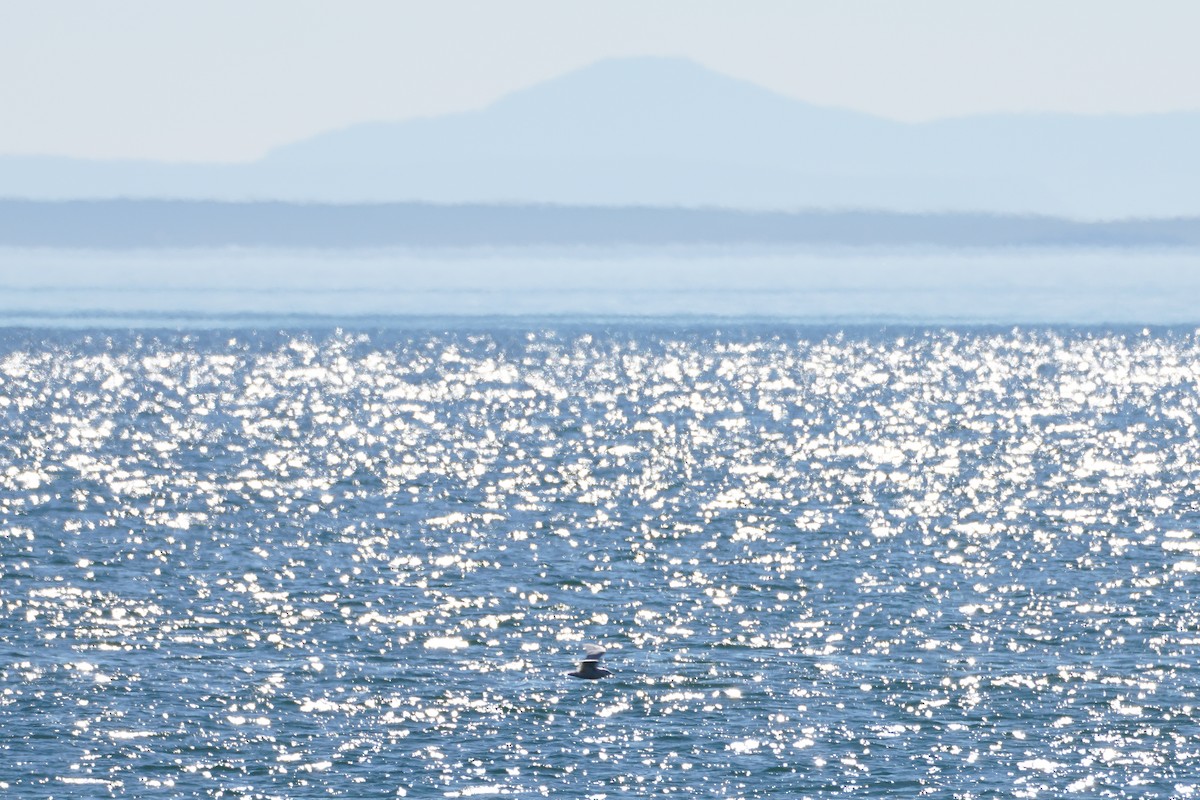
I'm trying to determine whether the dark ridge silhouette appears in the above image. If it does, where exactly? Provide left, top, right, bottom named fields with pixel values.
left=1, top=199, right=1198, bottom=249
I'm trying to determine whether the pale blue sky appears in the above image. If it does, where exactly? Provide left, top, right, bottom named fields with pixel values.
left=3, top=0, right=1198, bottom=162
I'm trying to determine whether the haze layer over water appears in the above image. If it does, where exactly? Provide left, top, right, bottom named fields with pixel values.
left=2, top=247, right=1199, bottom=326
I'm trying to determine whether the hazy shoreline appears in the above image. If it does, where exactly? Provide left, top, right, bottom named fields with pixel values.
left=4, top=199, right=1200, bottom=249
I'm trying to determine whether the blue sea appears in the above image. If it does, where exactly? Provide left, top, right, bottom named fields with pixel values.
left=2, top=249, right=1200, bottom=798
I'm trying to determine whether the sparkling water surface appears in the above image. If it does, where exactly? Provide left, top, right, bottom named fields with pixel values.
left=2, top=325, right=1200, bottom=798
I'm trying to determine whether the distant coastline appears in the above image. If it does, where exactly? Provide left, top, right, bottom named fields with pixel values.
left=2, top=199, right=1200, bottom=250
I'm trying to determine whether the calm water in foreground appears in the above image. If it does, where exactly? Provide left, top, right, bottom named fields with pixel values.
left=2, top=324, right=1200, bottom=798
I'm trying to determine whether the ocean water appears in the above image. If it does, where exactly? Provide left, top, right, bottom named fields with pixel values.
left=2, top=324, right=1200, bottom=798
left=2, top=245, right=1200, bottom=325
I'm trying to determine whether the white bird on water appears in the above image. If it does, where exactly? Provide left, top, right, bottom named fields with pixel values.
left=568, top=644, right=612, bottom=680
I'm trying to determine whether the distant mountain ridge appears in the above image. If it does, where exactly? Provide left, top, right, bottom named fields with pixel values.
left=3, top=57, right=1199, bottom=219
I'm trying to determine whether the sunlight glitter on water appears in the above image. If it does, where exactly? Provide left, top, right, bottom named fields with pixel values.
left=2, top=326, right=1200, bottom=797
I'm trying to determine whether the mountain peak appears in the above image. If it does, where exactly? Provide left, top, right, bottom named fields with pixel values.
left=483, top=55, right=872, bottom=126
left=4, top=56, right=1200, bottom=217
left=262, top=55, right=886, bottom=168
left=494, top=56, right=757, bottom=102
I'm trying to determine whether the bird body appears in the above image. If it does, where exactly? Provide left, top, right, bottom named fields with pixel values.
left=568, top=645, right=612, bottom=679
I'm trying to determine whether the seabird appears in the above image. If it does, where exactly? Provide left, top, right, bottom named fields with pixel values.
left=568, top=644, right=612, bottom=680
